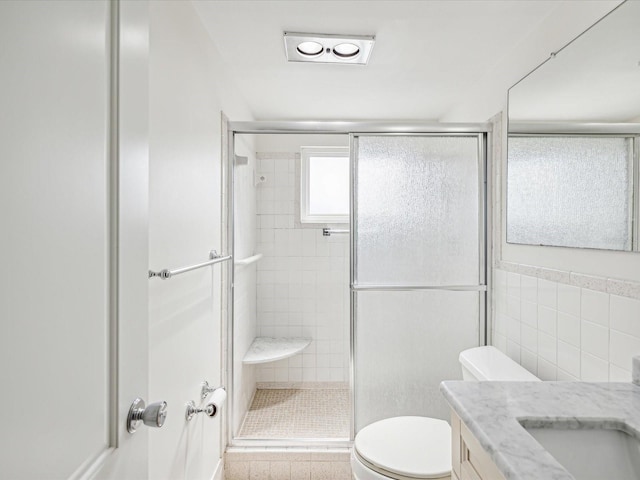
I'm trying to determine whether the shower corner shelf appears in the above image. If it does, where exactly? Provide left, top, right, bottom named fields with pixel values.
left=243, top=337, right=312, bottom=365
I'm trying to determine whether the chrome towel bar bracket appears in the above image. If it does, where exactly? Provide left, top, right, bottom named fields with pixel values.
left=322, top=228, right=349, bottom=236
left=149, top=250, right=232, bottom=280
left=201, top=380, right=223, bottom=400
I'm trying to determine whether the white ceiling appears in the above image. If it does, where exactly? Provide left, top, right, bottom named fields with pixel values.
left=193, top=1, right=620, bottom=122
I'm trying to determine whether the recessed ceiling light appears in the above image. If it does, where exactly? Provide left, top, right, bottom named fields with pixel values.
left=333, top=43, right=360, bottom=58
left=297, top=41, right=324, bottom=57
left=283, top=32, right=375, bottom=65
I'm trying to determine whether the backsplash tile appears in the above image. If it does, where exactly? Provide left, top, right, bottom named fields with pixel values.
left=537, top=331, right=557, bottom=364
left=581, top=289, right=609, bottom=327
left=556, top=311, right=580, bottom=348
left=557, top=341, right=580, bottom=378
left=520, top=300, right=537, bottom=328
left=581, top=352, right=609, bottom=381
left=520, top=348, right=538, bottom=375
left=610, top=295, right=640, bottom=338
left=537, top=358, right=557, bottom=381
left=506, top=295, right=521, bottom=321
left=610, top=330, right=640, bottom=370
left=609, top=363, right=632, bottom=382
left=537, top=279, right=557, bottom=309
left=557, top=283, right=580, bottom=317
left=521, top=324, right=538, bottom=353
left=581, top=320, right=608, bottom=361
left=492, top=267, right=640, bottom=382
left=520, top=275, right=537, bottom=303
left=506, top=272, right=521, bottom=298
left=537, top=305, right=556, bottom=336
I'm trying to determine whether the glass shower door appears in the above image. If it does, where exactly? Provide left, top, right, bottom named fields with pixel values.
left=352, top=134, right=485, bottom=432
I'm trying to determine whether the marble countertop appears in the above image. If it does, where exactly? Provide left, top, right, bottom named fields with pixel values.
left=440, top=381, right=640, bottom=480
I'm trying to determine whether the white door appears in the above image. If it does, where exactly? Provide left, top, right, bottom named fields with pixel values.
left=0, top=1, right=150, bottom=478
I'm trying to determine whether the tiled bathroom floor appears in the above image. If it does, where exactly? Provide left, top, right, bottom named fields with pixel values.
left=237, top=388, right=350, bottom=439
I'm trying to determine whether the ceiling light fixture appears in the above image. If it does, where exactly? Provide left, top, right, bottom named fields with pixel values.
left=333, top=43, right=360, bottom=58
left=296, top=41, right=324, bottom=57
left=283, top=32, right=375, bottom=65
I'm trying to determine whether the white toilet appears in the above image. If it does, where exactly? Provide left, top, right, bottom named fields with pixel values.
left=351, top=346, right=540, bottom=480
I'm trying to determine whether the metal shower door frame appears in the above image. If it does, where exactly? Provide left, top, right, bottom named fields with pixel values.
left=226, top=121, right=491, bottom=447
left=349, top=132, right=488, bottom=439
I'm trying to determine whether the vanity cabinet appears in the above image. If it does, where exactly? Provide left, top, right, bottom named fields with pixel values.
left=451, top=410, right=506, bottom=480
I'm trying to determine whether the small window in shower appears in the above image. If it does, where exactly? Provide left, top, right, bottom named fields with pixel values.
left=300, top=146, right=349, bottom=223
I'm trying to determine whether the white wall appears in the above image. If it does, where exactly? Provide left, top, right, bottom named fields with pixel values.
left=148, top=2, right=252, bottom=479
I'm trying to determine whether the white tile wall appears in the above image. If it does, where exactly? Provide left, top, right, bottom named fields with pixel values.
left=492, top=268, right=640, bottom=382
left=581, top=320, right=608, bottom=360
left=557, top=312, right=580, bottom=347
left=255, top=153, right=350, bottom=384
left=581, top=289, right=609, bottom=327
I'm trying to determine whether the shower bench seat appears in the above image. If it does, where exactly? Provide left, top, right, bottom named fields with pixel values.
left=242, top=336, right=312, bottom=364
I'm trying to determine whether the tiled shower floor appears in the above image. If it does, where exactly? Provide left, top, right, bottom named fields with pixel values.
left=237, top=388, right=350, bottom=439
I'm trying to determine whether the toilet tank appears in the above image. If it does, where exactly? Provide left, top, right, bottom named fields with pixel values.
left=459, top=346, right=540, bottom=381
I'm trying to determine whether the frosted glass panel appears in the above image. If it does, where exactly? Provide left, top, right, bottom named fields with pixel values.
left=354, top=290, right=479, bottom=431
left=355, top=136, right=480, bottom=285
left=507, top=136, right=631, bottom=250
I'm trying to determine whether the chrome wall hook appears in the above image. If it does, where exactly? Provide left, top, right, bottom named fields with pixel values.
left=201, top=380, right=221, bottom=400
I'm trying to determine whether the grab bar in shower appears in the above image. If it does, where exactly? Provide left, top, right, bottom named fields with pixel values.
left=234, top=253, right=263, bottom=267
left=149, top=250, right=232, bottom=280
left=322, top=228, right=350, bottom=236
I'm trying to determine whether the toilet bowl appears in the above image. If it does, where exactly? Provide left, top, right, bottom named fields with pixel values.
left=351, top=346, right=540, bottom=480
left=351, top=416, right=451, bottom=480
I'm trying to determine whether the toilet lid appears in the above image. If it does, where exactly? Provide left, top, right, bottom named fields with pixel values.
left=354, top=416, right=451, bottom=479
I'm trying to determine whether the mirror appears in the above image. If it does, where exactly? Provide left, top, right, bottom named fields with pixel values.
left=507, top=0, right=640, bottom=251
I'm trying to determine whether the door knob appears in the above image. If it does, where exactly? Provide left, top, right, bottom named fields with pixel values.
left=127, top=397, right=168, bottom=433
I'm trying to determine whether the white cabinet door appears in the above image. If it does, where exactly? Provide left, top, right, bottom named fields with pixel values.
left=0, top=1, right=149, bottom=478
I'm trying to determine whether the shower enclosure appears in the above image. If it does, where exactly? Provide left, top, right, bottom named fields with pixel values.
left=225, top=123, right=488, bottom=447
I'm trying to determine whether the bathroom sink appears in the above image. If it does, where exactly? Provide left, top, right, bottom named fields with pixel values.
left=521, top=420, right=640, bottom=480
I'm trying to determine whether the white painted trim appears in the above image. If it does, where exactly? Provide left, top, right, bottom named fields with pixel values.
left=107, top=0, right=120, bottom=450
left=229, top=121, right=492, bottom=134
left=209, top=458, right=224, bottom=480
left=69, top=2, right=120, bottom=477
left=69, top=448, right=114, bottom=480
